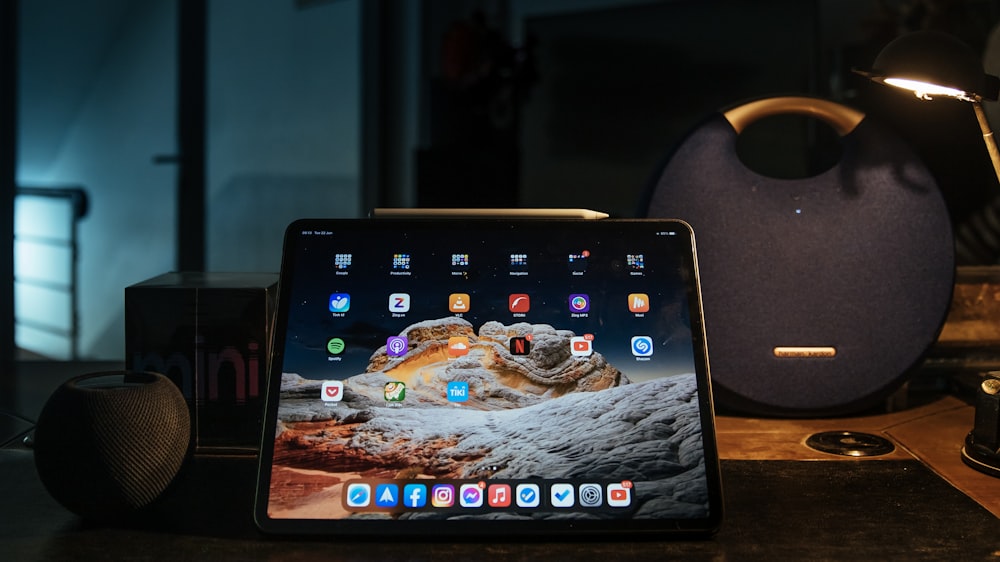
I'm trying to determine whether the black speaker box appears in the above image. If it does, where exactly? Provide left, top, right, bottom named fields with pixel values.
left=125, top=271, right=277, bottom=455
left=644, top=96, right=955, bottom=416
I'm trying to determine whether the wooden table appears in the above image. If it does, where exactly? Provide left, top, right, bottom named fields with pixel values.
left=2, top=362, right=999, bottom=560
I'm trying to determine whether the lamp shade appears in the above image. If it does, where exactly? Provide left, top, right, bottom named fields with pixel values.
left=857, top=30, right=998, bottom=101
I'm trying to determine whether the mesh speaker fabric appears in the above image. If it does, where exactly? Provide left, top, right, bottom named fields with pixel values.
left=645, top=106, right=955, bottom=416
left=33, top=372, right=190, bottom=520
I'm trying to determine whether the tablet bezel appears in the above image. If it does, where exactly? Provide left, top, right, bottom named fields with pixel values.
left=254, top=218, right=722, bottom=538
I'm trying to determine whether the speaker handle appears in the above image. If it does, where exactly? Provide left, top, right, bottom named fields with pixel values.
left=723, top=96, right=866, bottom=136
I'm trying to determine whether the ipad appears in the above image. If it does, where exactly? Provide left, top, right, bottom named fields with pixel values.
left=254, top=218, right=722, bottom=537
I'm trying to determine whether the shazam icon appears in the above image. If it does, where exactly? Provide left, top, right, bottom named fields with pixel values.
left=386, top=336, right=409, bottom=357
left=631, top=336, right=654, bottom=357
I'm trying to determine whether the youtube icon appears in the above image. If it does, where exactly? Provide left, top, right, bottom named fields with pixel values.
left=570, top=336, right=592, bottom=357
left=607, top=483, right=631, bottom=507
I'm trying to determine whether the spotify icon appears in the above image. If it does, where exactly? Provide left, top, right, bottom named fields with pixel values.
left=327, top=337, right=345, bottom=355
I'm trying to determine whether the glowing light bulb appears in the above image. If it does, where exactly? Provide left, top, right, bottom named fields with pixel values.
left=883, top=78, right=974, bottom=101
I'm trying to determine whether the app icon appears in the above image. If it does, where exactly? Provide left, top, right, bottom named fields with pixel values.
left=510, top=253, right=528, bottom=268
left=628, top=293, right=650, bottom=313
left=509, top=336, right=531, bottom=356
left=451, top=253, right=469, bottom=268
left=568, top=294, right=590, bottom=313
left=431, top=484, right=455, bottom=508
left=568, top=250, right=590, bottom=272
left=509, top=294, right=530, bottom=313
left=460, top=483, right=484, bottom=507
left=384, top=381, right=406, bottom=402
left=626, top=254, right=644, bottom=271
left=326, top=337, right=345, bottom=355
left=329, top=293, right=350, bottom=313
left=449, top=293, right=470, bottom=313
left=334, top=253, right=352, bottom=270
left=550, top=483, right=575, bottom=508
left=321, top=380, right=344, bottom=402
left=488, top=484, right=511, bottom=508
left=578, top=483, right=603, bottom=507
left=571, top=336, right=593, bottom=357
left=386, top=336, right=409, bottom=357
left=631, top=336, right=654, bottom=357
left=345, top=483, right=371, bottom=508
left=375, top=483, right=399, bottom=508
left=389, top=293, right=410, bottom=313
left=447, top=381, right=469, bottom=402
left=392, top=253, right=411, bottom=270
left=516, top=483, right=540, bottom=508
left=607, top=482, right=632, bottom=507
left=448, top=336, right=470, bottom=357
left=403, top=483, right=426, bottom=508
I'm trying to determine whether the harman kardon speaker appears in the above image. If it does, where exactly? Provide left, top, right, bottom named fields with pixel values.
left=33, top=371, right=191, bottom=520
left=644, top=96, right=955, bottom=416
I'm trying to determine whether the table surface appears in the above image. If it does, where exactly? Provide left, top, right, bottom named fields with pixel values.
left=3, top=362, right=1000, bottom=560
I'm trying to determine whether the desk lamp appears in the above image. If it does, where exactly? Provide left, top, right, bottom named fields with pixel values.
left=854, top=30, right=1000, bottom=184
left=857, top=30, right=1000, bottom=477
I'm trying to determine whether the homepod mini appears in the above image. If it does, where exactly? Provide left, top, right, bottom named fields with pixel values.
left=33, top=371, right=191, bottom=520
left=644, top=96, right=955, bottom=416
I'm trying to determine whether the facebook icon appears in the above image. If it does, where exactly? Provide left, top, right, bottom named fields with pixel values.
left=403, top=483, right=427, bottom=508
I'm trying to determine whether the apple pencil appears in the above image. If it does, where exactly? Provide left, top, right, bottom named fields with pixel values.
left=371, top=208, right=610, bottom=220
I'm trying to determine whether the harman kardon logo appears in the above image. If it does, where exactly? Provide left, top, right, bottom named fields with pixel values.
left=773, top=347, right=837, bottom=358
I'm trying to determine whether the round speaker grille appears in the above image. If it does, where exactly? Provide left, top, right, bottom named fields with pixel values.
left=646, top=97, right=954, bottom=416
left=33, top=371, right=191, bottom=520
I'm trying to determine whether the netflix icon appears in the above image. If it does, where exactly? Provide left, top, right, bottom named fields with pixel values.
left=509, top=336, right=531, bottom=356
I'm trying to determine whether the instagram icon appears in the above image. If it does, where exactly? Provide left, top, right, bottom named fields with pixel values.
left=431, top=484, right=455, bottom=507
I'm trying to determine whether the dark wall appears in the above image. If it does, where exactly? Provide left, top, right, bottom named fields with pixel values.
left=514, top=0, right=1000, bottom=221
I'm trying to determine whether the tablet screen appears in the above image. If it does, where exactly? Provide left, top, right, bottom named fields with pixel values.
left=255, top=218, right=721, bottom=537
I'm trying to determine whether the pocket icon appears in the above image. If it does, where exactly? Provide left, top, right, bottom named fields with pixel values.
left=321, top=380, right=344, bottom=402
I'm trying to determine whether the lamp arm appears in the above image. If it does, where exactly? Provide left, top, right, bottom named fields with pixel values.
left=973, top=101, right=1000, bottom=186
